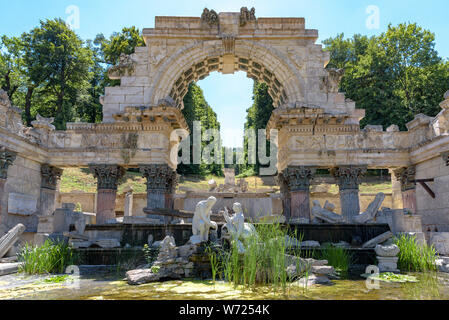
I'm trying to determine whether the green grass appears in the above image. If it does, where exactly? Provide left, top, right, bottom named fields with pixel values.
left=394, top=234, right=437, bottom=272
left=60, top=168, right=392, bottom=195
left=17, top=239, right=75, bottom=275
left=318, top=244, right=352, bottom=276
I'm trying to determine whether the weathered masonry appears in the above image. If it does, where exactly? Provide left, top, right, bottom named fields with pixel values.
left=0, top=9, right=448, bottom=241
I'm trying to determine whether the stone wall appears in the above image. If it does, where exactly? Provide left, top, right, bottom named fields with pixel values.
left=3, top=155, right=41, bottom=231
left=415, top=155, right=449, bottom=232
left=58, top=191, right=393, bottom=220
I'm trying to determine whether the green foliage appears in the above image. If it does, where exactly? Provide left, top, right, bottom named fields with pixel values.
left=42, top=275, right=71, bottom=283
left=22, top=18, right=94, bottom=129
left=17, top=239, right=74, bottom=275
left=324, top=23, right=449, bottom=130
left=394, top=234, right=437, bottom=272
left=142, top=244, right=159, bottom=266
left=319, top=244, right=352, bottom=276
left=241, top=82, right=274, bottom=175
left=94, top=26, right=145, bottom=87
left=177, top=83, right=222, bottom=176
left=213, top=223, right=300, bottom=293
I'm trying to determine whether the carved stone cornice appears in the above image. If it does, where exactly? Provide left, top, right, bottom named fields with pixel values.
left=0, top=147, right=17, bottom=179
left=89, top=164, right=126, bottom=190
left=41, top=164, right=63, bottom=190
left=139, top=164, right=178, bottom=193
left=394, top=166, right=416, bottom=192
left=331, top=165, right=366, bottom=190
left=442, top=152, right=449, bottom=167
left=280, top=166, right=316, bottom=192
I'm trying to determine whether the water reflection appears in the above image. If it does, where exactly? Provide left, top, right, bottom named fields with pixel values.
left=1, top=272, right=449, bottom=300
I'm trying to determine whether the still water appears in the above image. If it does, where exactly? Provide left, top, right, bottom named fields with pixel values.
left=1, top=272, right=449, bottom=300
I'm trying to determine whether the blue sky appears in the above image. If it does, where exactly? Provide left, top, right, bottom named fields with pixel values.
left=1, top=0, right=448, bottom=147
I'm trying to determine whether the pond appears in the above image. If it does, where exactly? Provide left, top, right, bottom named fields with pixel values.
left=1, top=271, right=449, bottom=300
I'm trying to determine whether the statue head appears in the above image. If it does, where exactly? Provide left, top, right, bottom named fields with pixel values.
left=233, top=202, right=243, bottom=214
left=206, top=196, right=217, bottom=210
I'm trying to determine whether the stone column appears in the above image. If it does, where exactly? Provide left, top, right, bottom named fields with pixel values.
left=393, top=166, right=417, bottom=214
left=389, top=169, right=404, bottom=209
left=39, top=164, right=63, bottom=217
left=331, top=166, right=367, bottom=223
left=276, top=173, right=291, bottom=221
left=89, top=164, right=126, bottom=224
left=0, top=147, right=16, bottom=226
left=279, top=166, right=316, bottom=221
left=140, top=164, right=178, bottom=219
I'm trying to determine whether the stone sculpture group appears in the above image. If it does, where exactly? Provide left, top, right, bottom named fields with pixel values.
left=190, top=197, right=257, bottom=252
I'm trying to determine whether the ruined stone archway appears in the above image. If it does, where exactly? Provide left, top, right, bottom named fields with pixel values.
left=148, top=39, right=306, bottom=109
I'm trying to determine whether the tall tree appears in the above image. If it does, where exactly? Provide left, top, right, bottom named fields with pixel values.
left=95, top=27, right=145, bottom=87
left=242, top=81, right=274, bottom=175
left=178, top=83, right=222, bottom=176
left=323, top=23, right=449, bottom=130
left=22, top=18, right=93, bottom=129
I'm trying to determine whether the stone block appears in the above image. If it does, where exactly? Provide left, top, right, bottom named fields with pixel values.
left=375, top=244, right=400, bottom=257
left=8, top=193, right=38, bottom=216
left=377, top=256, right=399, bottom=273
left=429, top=232, right=449, bottom=255
left=362, top=231, right=393, bottom=248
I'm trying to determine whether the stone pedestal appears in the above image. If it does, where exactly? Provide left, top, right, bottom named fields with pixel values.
left=89, top=164, right=125, bottom=225
left=124, top=190, right=134, bottom=217
left=331, top=166, right=366, bottom=223
left=140, top=164, right=178, bottom=222
left=279, top=166, right=315, bottom=221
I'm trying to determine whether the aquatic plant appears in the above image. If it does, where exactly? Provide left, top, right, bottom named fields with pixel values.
left=217, top=223, right=302, bottom=293
left=394, top=234, right=437, bottom=272
left=363, top=272, right=418, bottom=283
left=319, top=244, right=352, bottom=276
left=17, top=239, right=74, bottom=275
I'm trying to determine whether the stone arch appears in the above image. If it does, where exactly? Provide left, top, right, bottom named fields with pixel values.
left=149, top=40, right=306, bottom=109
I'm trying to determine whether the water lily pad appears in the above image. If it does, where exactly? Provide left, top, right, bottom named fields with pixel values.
left=361, top=272, right=418, bottom=283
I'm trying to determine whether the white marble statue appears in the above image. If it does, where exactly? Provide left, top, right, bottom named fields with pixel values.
left=190, top=196, right=218, bottom=244
left=221, top=202, right=257, bottom=253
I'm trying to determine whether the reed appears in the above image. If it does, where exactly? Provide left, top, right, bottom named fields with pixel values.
left=319, top=244, right=352, bottom=276
left=17, top=239, right=74, bottom=275
left=394, top=234, right=437, bottom=272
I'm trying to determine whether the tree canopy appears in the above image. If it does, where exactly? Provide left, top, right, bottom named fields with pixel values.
left=323, top=23, right=449, bottom=130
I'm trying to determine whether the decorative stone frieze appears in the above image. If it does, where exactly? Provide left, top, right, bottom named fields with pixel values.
left=331, top=166, right=367, bottom=190
left=89, top=164, right=126, bottom=190
left=40, top=164, right=63, bottom=190
left=393, top=166, right=416, bottom=191
left=0, top=147, right=17, bottom=180
left=280, top=166, right=316, bottom=192
left=140, top=164, right=178, bottom=193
